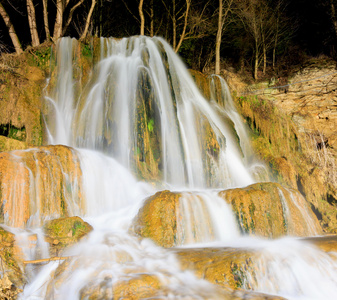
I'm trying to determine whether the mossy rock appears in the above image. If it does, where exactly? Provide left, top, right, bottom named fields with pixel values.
left=0, top=227, right=24, bottom=288
left=44, top=216, right=93, bottom=256
left=219, top=182, right=322, bottom=238
left=173, top=247, right=285, bottom=299
left=79, top=274, right=162, bottom=300
left=130, top=190, right=180, bottom=247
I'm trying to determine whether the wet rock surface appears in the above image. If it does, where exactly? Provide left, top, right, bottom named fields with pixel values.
left=44, top=216, right=93, bottom=257
left=219, top=182, right=322, bottom=238
left=0, top=145, right=84, bottom=227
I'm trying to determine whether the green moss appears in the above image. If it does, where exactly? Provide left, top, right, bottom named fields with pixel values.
left=72, top=220, right=86, bottom=236
left=82, top=43, right=92, bottom=58
left=28, top=47, right=51, bottom=68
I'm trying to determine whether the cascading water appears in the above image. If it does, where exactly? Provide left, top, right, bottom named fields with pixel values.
left=0, top=36, right=335, bottom=299
left=46, top=36, right=255, bottom=189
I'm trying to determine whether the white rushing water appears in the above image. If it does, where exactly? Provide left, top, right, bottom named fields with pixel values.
left=8, top=36, right=337, bottom=299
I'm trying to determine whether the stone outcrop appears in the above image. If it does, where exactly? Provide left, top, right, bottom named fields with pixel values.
left=0, top=227, right=24, bottom=293
left=219, top=182, right=322, bottom=238
left=174, top=247, right=258, bottom=290
left=0, top=145, right=84, bottom=228
left=0, top=50, right=47, bottom=151
left=130, top=190, right=180, bottom=247
left=44, top=216, right=93, bottom=257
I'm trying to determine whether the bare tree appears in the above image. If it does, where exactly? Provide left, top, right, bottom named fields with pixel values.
left=271, top=0, right=290, bottom=69
left=0, top=3, right=22, bottom=54
left=215, top=0, right=234, bottom=74
left=53, top=0, right=63, bottom=40
left=42, top=0, right=50, bottom=40
left=26, top=0, right=40, bottom=46
left=80, top=0, right=96, bottom=40
left=149, top=0, right=154, bottom=36
left=54, top=0, right=87, bottom=40
left=161, top=0, right=192, bottom=52
left=175, top=0, right=191, bottom=52
left=139, top=0, right=145, bottom=35
left=237, top=0, right=273, bottom=79
left=62, top=0, right=85, bottom=36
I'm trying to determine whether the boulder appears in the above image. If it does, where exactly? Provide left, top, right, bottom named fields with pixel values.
left=44, top=216, right=93, bottom=257
left=130, top=190, right=180, bottom=247
left=219, top=182, right=322, bottom=238
left=0, top=227, right=24, bottom=290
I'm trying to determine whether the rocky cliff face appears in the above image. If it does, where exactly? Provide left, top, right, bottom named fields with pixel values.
left=0, top=45, right=50, bottom=151
left=223, top=58, right=337, bottom=233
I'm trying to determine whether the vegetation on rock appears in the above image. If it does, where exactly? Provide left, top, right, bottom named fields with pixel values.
left=44, top=216, right=93, bottom=257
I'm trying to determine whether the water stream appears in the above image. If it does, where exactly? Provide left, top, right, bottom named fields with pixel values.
left=2, top=36, right=336, bottom=299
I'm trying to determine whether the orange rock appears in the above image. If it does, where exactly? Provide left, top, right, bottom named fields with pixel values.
left=219, top=182, right=322, bottom=238
left=0, top=145, right=84, bottom=228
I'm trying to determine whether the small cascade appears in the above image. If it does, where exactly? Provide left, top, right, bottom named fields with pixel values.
left=45, top=38, right=78, bottom=145
left=242, top=239, right=337, bottom=299
left=209, top=75, right=270, bottom=182
left=176, top=192, right=240, bottom=245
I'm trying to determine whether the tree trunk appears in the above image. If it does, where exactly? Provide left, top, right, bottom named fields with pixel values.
left=53, top=0, right=63, bottom=40
left=262, top=28, right=266, bottom=74
left=139, top=0, right=145, bottom=35
left=0, top=4, right=23, bottom=54
left=27, top=0, right=40, bottom=46
left=80, top=0, right=96, bottom=40
left=330, top=0, right=337, bottom=38
left=172, top=0, right=176, bottom=49
left=175, top=0, right=191, bottom=52
left=215, top=0, right=223, bottom=75
left=254, top=39, right=259, bottom=79
left=150, top=0, right=154, bottom=36
left=42, top=0, right=50, bottom=40
left=263, top=43, right=266, bottom=74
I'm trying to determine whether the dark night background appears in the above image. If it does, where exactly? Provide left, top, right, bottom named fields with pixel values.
left=1, top=0, right=336, bottom=78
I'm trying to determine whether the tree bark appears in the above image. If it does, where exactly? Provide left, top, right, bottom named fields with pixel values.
left=27, top=0, right=40, bottom=46
left=42, top=0, right=50, bottom=40
left=53, top=0, right=63, bottom=40
left=215, top=0, right=223, bottom=75
left=80, top=0, right=97, bottom=40
left=0, top=4, right=23, bottom=54
left=150, top=0, right=154, bottom=36
left=172, top=0, right=176, bottom=49
left=254, top=38, right=259, bottom=79
left=215, top=0, right=233, bottom=74
left=139, top=0, right=145, bottom=35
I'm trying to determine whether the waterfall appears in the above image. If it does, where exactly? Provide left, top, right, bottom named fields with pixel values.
left=0, top=36, right=334, bottom=299
left=45, top=36, right=255, bottom=189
